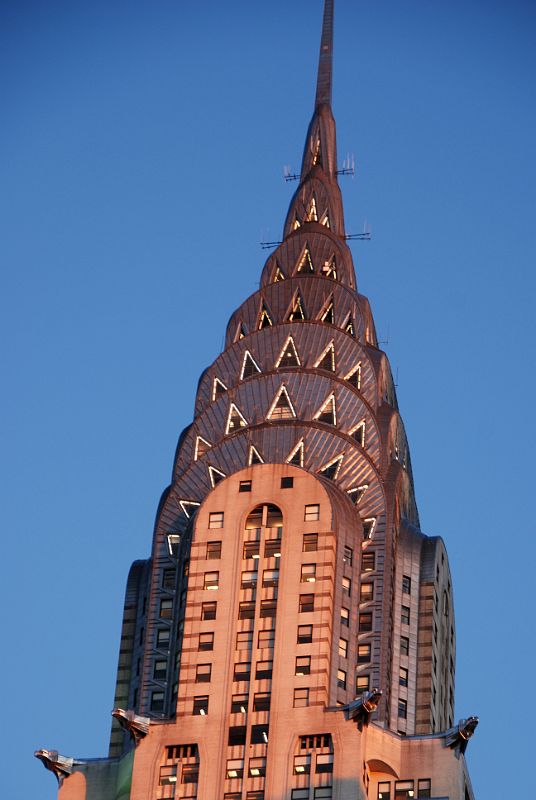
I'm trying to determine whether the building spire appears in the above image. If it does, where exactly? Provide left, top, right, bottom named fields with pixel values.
left=315, top=0, right=334, bottom=108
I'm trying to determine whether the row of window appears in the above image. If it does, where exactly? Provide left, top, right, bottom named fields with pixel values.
left=378, top=779, right=431, bottom=799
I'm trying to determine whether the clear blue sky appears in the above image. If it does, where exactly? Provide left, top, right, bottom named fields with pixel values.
left=1, top=1, right=535, bottom=798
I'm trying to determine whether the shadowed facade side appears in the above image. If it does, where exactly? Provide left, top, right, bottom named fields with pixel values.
left=37, top=2, right=477, bottom=798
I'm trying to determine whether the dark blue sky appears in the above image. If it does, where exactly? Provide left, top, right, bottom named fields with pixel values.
left=1, top=1, right=535, bottom=798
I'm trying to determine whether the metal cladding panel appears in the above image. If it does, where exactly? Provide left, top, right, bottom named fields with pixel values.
left=261, top=228, right=355, bottom=288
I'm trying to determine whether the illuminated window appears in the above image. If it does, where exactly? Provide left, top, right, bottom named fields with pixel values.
left=295, top=656, right=311, bottom=675
left=226, top=403, right=248, bottom=434
left=276, top=335, right=301, bottom=368
left=321, top=256, right=337, bottom=278
left=204, top=571, right=219, bottom=590
left=356, top=674, right=370, bottom=695
left=206, top=540, right=221, bottom=559
left=196, top=664, right=211, bottom=683
left=337, top=669, right=346, bottom=689
left=297, top=624, right=313, bottom=644
left=249, top=757, right=266, bottom=777
left=258, top=302, right=273, bottom=329
left=345, top=362, right=361, bottom=390
left=293, top=688, right=310, bottom=708
left=357, top=643, right=371, bottom=663
left=294, top=754, right=311, bottom=774
left=194, top=435, right=211, bottom=460
left=338, top=637, right=348, bottom=658
left=362, top=518, right=376, bottom=540
left=340, top=607, right=349, bottom=627
left=320, top=300, right=334, bottom=324
left=314, top=341, right=336, bottom=371
left=159, top=599, right=173, bottom=618
left=319, top=454, right=343, bottom=480
left=208, top=465, right=226, bottom=487
left=273, top=265, right=285, bottom=282
left=201, top=601, right=217, bottom=620
left=349, top=420, right=366, bottom=447
left=212, top=376, right=227, bottom=400
left=306, top=196, right=318, bottom=222
left=347, top=484, right=368, bottom=506
left=304, top=504, right=320, bottom=521
left=399, top=667, right=408, bottom=687
left=301, top=563, right=317, bottom=582
left=359, top=612, right=372, bottom=632
left=248, top=445, right=264, bottom=465
left=240, top=350, right=261, bottom=380
left=193, top=695, right=209, bottom=715
left=360, top=582, right=373, bottom=602
left=226, top=758, right=244, bottom=779
left=198, top=632, right=214, bottom=651
left=297, top=247, right=314, bottom=273
left=313, top=394, right=336, bottom=425
left=288, top=293, right=306, bottom=321
left=287, top=439, right=304, bottom=466
left=267, top=384, right=296, bottom=419
left=299, top=594, right=314, bottom=613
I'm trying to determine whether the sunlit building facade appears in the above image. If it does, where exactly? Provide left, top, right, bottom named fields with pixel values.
left=37, top=2, right=477, bottom=798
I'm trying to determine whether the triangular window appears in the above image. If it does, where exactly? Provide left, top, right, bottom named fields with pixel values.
left=275, top=335, right=301, bottom=368
left=287, top=293, right=306, bottom=322
left=343, top=313, right=355, bottom=336
left=273, top=265, right=286, bottom=282
left=297, top=248, right=314, bottom=274
left=233, top=322, right=247, bottom=342
left=320, top=211, right=330, bottom=228
left=240, top=350, right=261, bottom=380
left=345, top=363, right=362, bottom=391
left=314, top=393, right=337, bottom=426
left=321, top=257, right=337, bottom=280
left=258, top=302, right=273, bottom=330
left=320, top=300, right=334, bottom=325
left=179, top=499, right=201, bottom=518
left=286, top=439, right=304, bottom=467
left=349, top=420, right=366, bottom=448
left=362, top=517, right=376, bottom=540
left=319, top=453, right=344, bottom=481
left=212, top=377, right=228, bottom=401
left=194, top=436, right=212, bottom=460
left=208, top=466, right=226, bottom=487
left=312, top=137, right=322, bottom=167
left=293, top=215, right=301, bottom=230
left=347, top=485, right=368, bottom=506
left=314, top=341, right=336, bottom=372
left=267, top=385, right=296, bottom=420
left=248, top=445, right=264, bottom=465
left=306, top=197, right=318, bottom=222
left=226, top=403, right=248, bottom=434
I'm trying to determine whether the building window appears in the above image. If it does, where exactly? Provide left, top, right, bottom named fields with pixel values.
left=206, top=540, right=222, bottom=559
left=253, top=692, right=271, bottom=711
left=378, top=782, right=391, bottom=799
left=337, top=669, right=346, bottom=690
left=151, top=691, right=164, bottom=712
left=264, top=538, right=282, bottom=558
left=181, top=764, right=199, bottom=784
left=241, top=570, right=258, bottom=588
left=201, top=601, right=217, bottom=620
left=394, top=781, right=414, bottom=799
left=293, top=688, right=310, bottom=708
left=401, top=605, right=410, bottom=625
left=159, top=765, right=177, bottom=785
left=209, top=511, right=224, bottom=529
left=400, top=636, right=409, bottom=656
left=159, top=599, right=173, bottom=618
left=301, top=563, right=317, bottom=582
left=244, top=540, right=260, bottom=559
left=304, top=504, right=320, bottom=521
left=249, top=757, right=266, bottom=777
left=402, top=575, right=411, bottom=594
left=362, top=551, right=375, bottom=572
left=239, top=480, right=252, bottom=492
left=340, top=607, right=349, bottom=627
left=314, top=789, right=332, bottom=799
left=262, top=569, right=279, bottom=587
left=398, top=699, right=407, bottom=719
left=153, top=660, right=167, bottom=680
left=360, top=582, right=373, bottom=602
left=303, top=532, right=318, bottom=551
left=258, top=629, right=275, bottom=648
left=295, top=656, right=311, bottom=675
left=204, top=571, right=219, bottom=590
left=162, top=569, right=175, bottom=589
left=236, top=631, right=253, bottom=650
left=199, top=632, right=214, bottom=651
left=226, top=758, right=244, bottom=779
left=238, top=601, right=255, bottom=619
left=230, top=694, right=248, bottom=713
left=343, top=545, right=353, bottom=566
left=316, top=754, right=334, bottom=773
left=196, top=663, right=212, bottom=683
left=342, top=576, right=351, bottom=596
left=294, top=754, right=311, bottom=774
left=157, top=628, right=170, bottom=648
left=245, top=793, right=265, bottom=800
left=233, top=662, right=251, bottom=681
left=359, top=612, right=372, bottom=632
left=228, top=726, right=247, bottom=746
left=356, top=674, right=370, bottom=695
left=299, top=594, right=314, bottom=613
left=338, top=637, right=348, bottom=658
left=291, top=790, right=309, bottom=800
left=399, top=667, right=408, bottom=687
left=256, top=660, right=273, bottom=679
left=418, top=779, right=432, bottom=798
left=193, top=695, right=209, bottom=715
left=281, top=476, right=294, bottom=488
left=297, top=624, right=313, bottom=644
left=251, top=724, right=269, bottom=744
left=260, top=600, right=277, bottom=618
left=362, top=518, right=375, bottom=540
left=357, top=643, right=371, bottom=663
